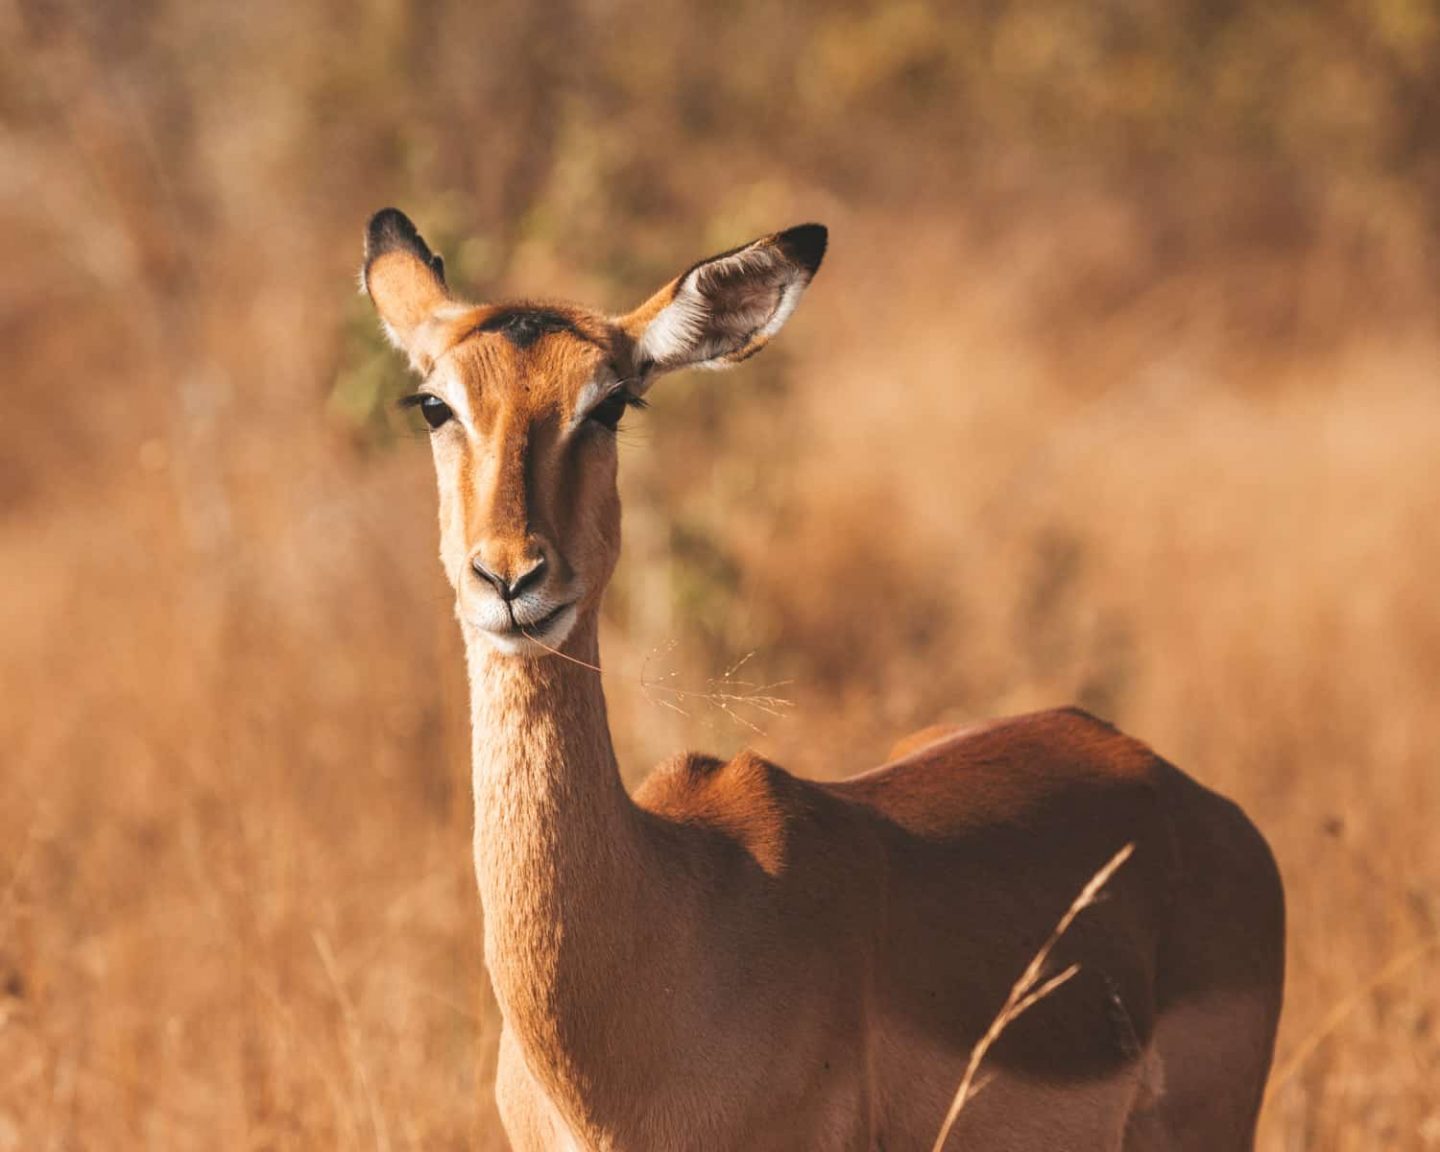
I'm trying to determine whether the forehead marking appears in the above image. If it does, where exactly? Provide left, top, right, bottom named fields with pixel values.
left=474, top=307, right=602, bottom=351
left=430, top=314, right=614, bottom=435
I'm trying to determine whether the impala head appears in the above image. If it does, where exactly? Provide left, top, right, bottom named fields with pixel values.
left=363, top=208, right=826, bottom=656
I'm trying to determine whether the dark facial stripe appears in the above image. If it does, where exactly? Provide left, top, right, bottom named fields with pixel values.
left=474, top=308, right=600, bottom=351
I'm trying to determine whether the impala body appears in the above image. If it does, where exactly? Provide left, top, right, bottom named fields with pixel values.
left=363, top=209, right=1285, bottom=1151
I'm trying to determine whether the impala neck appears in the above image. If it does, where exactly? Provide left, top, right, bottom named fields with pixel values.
left=464, top=607, right=652, bottom=1084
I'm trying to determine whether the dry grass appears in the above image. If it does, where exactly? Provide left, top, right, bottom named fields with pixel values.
left=932, top=844, right=1136, bottom=1152
left=4, top=2, right=1440, bottom=1148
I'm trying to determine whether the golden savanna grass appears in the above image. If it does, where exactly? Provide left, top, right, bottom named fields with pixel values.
left=3, top=2, right=1439, bottom=1148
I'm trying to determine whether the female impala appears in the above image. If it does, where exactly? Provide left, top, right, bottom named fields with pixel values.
left=362, top=209, right=1285, bottom=1151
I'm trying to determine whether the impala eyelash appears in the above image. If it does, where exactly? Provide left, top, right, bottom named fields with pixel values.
left=590, top=388, right=648, bottom=416
left=607, top=372, right=649, bottom=403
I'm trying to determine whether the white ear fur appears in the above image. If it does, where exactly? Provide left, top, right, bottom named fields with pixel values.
left=625, top=223, right=827, bottom=384
left=635, top=247, right=794, bottom=369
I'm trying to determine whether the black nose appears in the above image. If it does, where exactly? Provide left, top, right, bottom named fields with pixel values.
left=472, top=555, right=547, bottom=601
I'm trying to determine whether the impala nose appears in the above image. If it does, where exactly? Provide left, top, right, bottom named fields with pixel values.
left=470, top=551, right=548, bottom=602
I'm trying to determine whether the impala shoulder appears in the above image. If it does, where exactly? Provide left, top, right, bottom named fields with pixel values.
left=636, top=750, right=812, bottom=876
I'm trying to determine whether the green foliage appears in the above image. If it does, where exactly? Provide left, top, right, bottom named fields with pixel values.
left=328, top=299, right=412, bottom=445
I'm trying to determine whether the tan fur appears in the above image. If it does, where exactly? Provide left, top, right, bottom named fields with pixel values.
left=887, top=722, right=972, bottom=761
left=365, top=213, right=1285, bottom=1151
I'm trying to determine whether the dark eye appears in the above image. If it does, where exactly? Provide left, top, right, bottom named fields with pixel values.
left=399, top=392, right=454, bottom=430
left=587, top=390, right=639, bottom=432
left=419, top=395, right=453, bottom=429
left=587, top=393, right=628, bottom=431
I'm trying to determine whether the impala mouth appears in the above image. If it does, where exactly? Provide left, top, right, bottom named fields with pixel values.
left=466, top=597, right=579, bottom=656
left=510, top=602, right=573, bottom=639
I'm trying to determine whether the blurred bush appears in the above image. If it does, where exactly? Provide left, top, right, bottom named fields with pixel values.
left=3, top=1, right=1439, bottom=1148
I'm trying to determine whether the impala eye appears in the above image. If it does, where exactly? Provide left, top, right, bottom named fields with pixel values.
left=419, top=395, right=453, bottom=429
left=587, top=390, right=645, bottom=432
left=399, top=392, right=454, bottom=430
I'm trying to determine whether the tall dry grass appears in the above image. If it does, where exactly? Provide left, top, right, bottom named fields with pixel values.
left=3, top=1, right=1440, bottom=1148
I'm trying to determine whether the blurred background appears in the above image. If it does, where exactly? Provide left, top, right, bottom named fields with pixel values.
left=3, top=0, right=1439, bottom=1147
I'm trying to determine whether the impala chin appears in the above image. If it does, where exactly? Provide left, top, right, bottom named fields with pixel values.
left=466, top=599, right=579, bottom=658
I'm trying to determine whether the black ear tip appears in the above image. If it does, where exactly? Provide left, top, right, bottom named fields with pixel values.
left=364, top=208, right=441, bottom=282
left=365, top=208, right=416, bottom=257
left=777, top=223, right=828, bottom=276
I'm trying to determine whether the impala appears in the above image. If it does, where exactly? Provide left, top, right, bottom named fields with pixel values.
left=362, top=208, right=1285, bottom=1151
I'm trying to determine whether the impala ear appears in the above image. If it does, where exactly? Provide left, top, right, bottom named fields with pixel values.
left=619, top=224, right=826, bottom=387
left=361, top=208, right=458, bottom=373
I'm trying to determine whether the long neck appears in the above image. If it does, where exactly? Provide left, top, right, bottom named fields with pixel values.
left=465, top=608, right=655, bottom=1100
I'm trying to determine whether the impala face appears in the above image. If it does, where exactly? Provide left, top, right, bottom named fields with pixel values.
left=403, top=308, right=639, bottom=654
left=363, top=209, right=826, bottom=656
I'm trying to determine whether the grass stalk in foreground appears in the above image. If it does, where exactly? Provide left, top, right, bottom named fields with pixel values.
left=931, top=842, right=1136, bottom=1152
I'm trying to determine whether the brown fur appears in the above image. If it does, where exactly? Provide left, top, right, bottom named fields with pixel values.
left=364, top=210, right=1285, bottom=1151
